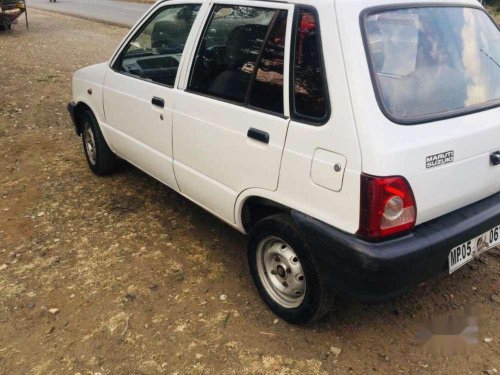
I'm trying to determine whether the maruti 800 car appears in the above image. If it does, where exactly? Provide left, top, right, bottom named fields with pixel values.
left=68, top=0, right=500, bottom=323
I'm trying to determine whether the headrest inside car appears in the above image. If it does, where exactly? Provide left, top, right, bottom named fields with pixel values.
left=224, top=24, right=268, bottom=70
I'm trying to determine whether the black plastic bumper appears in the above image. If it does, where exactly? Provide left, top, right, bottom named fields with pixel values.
left=67, top=101, right=79, bottom=135
left=291, top=192, right=500, bottom=302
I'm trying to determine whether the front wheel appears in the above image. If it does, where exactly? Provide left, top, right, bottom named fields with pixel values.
left=81, top=110, right=117, bottom=175
left=248, top=214, right=333, bottom=324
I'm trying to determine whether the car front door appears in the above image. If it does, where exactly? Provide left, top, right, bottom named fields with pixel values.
left=173, top=0, right=294, bottom=223
left=102, top=1, right=205, bottom=190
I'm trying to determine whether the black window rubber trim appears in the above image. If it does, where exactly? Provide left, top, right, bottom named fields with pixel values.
left=289, top=4, right=332, bottom=126
left=360, top=2, right=500, bottom=126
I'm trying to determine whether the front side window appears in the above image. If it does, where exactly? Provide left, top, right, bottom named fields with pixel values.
left=188, top=5, right=284, bottom=106
left=364, top=7, right=500, bottom=123
left=116, top=4, right=201, bottom=86
left=292, top=8, right=329, bottom=122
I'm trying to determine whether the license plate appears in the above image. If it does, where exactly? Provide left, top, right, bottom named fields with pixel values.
left=449, top=225, right=500, bottom=274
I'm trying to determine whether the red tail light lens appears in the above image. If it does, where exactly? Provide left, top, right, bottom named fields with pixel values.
left=358, top=174, right=417, bottom=240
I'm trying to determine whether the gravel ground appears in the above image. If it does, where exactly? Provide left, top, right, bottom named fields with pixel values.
left=0, top=10, right=499, bottom=375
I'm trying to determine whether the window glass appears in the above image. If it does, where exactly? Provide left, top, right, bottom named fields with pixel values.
left=188, top=5, right=276, bottom=103
left=118, top=4, right=201, bottom=86
left=365, top=7, right=500, bottom=122
left=293, top=9, right=328, bottom=120
left=249, top=10, right=288, bottom=114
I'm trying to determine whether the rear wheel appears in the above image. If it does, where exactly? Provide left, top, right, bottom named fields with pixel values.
left=248, top=214, right=333, bottom=324
left=81, top=110, right=117, bottom=175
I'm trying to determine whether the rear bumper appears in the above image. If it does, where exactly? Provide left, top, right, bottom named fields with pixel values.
left=291, top=192, right=500, bottom=302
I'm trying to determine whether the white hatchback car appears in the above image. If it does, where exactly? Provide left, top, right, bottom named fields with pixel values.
left=68, top=0, right=500, bottom=323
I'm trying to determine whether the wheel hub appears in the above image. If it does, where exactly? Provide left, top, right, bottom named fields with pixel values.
left=277, top=265, right=286, bottom=278
left=256, top=236, right=306, bottom=308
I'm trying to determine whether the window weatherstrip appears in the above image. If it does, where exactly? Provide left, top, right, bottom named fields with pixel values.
left=289, top=5, right=331, bottom=126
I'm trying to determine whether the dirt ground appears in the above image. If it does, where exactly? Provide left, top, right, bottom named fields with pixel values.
left=0, top=10, right=499, bottom=375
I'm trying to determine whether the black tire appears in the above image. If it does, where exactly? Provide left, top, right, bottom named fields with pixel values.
left=80, top=109, right=117, bottom=176
left=248, top=214, right=333, bottom=324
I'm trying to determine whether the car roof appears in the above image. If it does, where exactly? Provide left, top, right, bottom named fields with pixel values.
left=156, top=0, right=480, bottom=6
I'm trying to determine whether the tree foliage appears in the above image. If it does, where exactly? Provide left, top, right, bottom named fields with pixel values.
left=483, top=0, right=500, bottom=16
left=483, top=0, right=500, bottom=8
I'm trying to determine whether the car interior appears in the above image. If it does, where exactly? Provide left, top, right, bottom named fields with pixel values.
left=188, top=8, right=272, bottom=103
left=118, top=5, right=200, bottom=86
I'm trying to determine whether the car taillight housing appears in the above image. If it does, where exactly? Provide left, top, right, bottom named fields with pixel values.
left=358, top=174, right=417, bottom=240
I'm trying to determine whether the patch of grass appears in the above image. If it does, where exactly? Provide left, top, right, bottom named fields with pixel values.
left=36, top=74, right=59, bottom=83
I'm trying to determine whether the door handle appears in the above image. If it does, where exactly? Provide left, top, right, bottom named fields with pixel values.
left=247, top=128, right=269, bottom=144
left=152, top=97, right=165, bottom=108
left=491, top=151, right=500, bottom=166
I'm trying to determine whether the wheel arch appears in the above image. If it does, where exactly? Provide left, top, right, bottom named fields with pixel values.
left=73, top=101, right=93, bottom=135
left=237, top=192, right=293, bottom=233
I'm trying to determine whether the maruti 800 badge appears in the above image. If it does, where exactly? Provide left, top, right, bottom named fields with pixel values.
left=426, top=151, right=454, bottom=169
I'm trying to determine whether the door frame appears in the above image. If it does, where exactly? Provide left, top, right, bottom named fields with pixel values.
left=100, top=0, right=211, bottom=192
left=171, top=0, right=296, bottom=225
left=177, top=0, right=296, bottom=119
left=108, top=0, right=211, bottom=92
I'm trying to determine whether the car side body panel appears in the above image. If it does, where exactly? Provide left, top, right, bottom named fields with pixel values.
left=172, top=0, right=296, bottom=226
left=72, top=62, right=108, bottom=129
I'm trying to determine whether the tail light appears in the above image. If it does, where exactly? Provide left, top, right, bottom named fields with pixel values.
left=358, top=174, right=417, bottom=240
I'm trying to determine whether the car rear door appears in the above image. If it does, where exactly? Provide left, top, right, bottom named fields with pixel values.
left=102, top=1, right=206, bottom=190
left=172, top=0, right=295, bottom=223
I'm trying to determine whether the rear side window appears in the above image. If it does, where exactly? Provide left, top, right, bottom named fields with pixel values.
left=364, top=6, right=500, bottom=124
left=292, top=8, right=329, bottom=123
left=188, top=5, right=288, bottom=115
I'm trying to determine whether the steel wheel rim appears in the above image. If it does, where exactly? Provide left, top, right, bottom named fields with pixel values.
left=83, top=123, right=97, bottom=166
left=256, top=236, right=306, bottom=308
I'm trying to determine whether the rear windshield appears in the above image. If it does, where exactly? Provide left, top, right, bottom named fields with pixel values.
left=364, top=7, right=500, bottom=124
